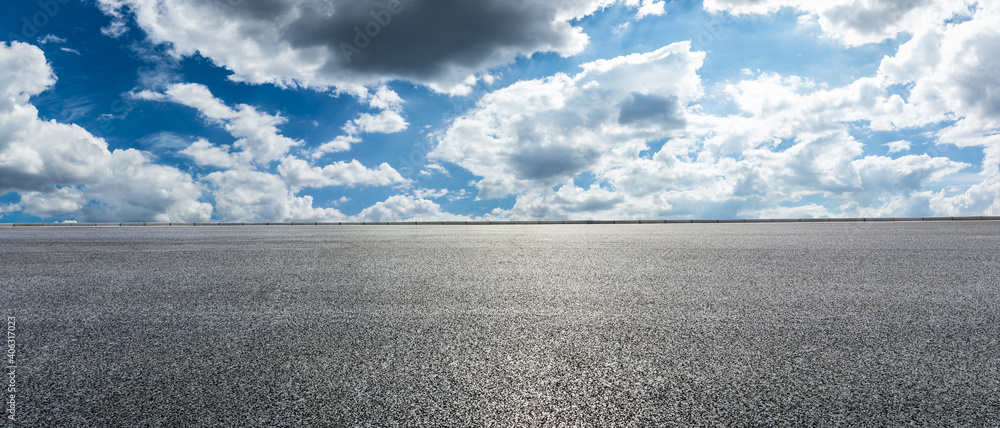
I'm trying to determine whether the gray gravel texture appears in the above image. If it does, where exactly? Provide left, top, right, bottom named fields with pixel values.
left=1, top=223, right=999, bottom=426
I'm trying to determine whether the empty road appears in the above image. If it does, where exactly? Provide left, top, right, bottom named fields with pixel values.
left=2, top=222, right=999, bottom=426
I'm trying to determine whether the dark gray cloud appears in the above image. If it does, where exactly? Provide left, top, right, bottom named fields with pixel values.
left=0, top=168, right=53, bottom=193
left=617, top=93, right=686, bottom=129
left=282, top=0, right=572, bottom=80
left=509, top=146, right=600, bottom=181
left=103, top=0, right=592, bottom=91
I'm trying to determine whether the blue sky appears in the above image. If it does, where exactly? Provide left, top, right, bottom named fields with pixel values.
left=1, top=0, right=997, bottom=222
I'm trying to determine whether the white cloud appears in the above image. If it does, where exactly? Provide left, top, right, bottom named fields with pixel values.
left=100, top=21, right=128, bottom=38
left=447, top=189, right=470, bottom=202
left=352, top=195, right=466, bottom=222
left=754, top=204, right=831, bottom=219
left=345, top=110, right=408, bottom=134
left=312, top=135, right=361, bottom=159
left=278, top=157, right=409, bottom=190
left=497, top=185, right=626, bottom=220
left=0, top=203, right=19, bottom=216
left=38, top=35, right=66, bottom=45
left=0, top=41, right=55, bottom=108
left=432, top=42, right=704, bottom=200
left=861, top=3, right=1000, bottom=214
left=422, top=1, right=1000, bottom=221
left=204, top=169, right=344, bottom=222
left=704, top=0, right=977, bottom=46
left=411, top=188, right=449, bottom=200
left=344, top=86, right=408, bottom=137
left=853, top=154, right=969, bottom=197
left=139, top=78, right=413, bottom=221
left=97, top=0, right=129, bottom=38
left=19, top=187, right=86, bottom=217
left=80, top=149, right=214, bottom=222
left=317, top=85, right=408, bottom=158
left=1, top=42, right=416, bottom=223
left=366, top=85, right=404, bottom=111
left=880, top=4, right=1000, bottom=144
left=179, top=138, right=248, bottom=170
left=433, top=37, right=984, bottom=220
left=625, top=0, right=667, bottom=18
left=156, top=83, right=301, bottom=165
left=702, top=0, right=789, bottom=15
left=933, top=176, right=1000, bottom=216
left=7, top=2, right=996, bottom=222
left=0, top=42, right=211, bottom=222
left=885, top=140, right=911, bottom=154
left=419, top=163, right=449, bottom=177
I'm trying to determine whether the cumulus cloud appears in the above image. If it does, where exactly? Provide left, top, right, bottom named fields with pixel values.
left=314, top=85, right=409, bottom=159
left=859, top=3, right=1000, bottom=215
left=97, top=0, right=666, bottom=94
left=432, top=37, right=982, bottom=220
left=204, top=169, right=344, bottom=222
left=0, top=203, right=19, bottom=217
left=0, top=42, right=211, bottom=222
left=79, top=150, right=215, bottom=222
left=932, top=172, right=1000, bottom=216
left=179, top=139, right=248, bottom=170
left=885, top=140, right=911, bottom=154
left=345, top=110, right=408, bottom=134
left=419, top=163, right=449, bottom=177
left=497, top=185, right=626, bottom=220
left=853, top=154, right=969, bottom=198
left=704, top=0, right=976, bottom=46
left=278, top=157, right=409, bottom=190
left=432, top=42, right=705, bottom=200
left=352, top=195, right=466, bottom=222
left=145, top=82, right=407, bottom=182
left=878, top=4, right=1000, bottom=146
left=140, top=83, right=302, bottom=165
left=312, top=135, right=360, bottom=158
left=9, top=1, right=995, bottom=222
left=625, top=0, right=667, bottom=18
left=136, top=79, right=412, bottom=222
left=0, top=41, right=55, bottom=107
left=18, top=187, right=86, bottom=218
left=411, top=188, right=449, bottom=200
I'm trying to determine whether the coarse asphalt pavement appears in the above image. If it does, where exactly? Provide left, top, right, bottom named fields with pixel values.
left=1, top=222, right=999, bottom=426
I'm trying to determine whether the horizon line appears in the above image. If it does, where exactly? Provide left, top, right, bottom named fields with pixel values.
left=2, top=216, right=999, bottom=227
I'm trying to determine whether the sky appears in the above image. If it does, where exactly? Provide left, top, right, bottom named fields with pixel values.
left=0, top=0, right=997, bottom=223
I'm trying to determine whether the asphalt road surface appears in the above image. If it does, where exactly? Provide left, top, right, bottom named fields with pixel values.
left=2, top=222, right=999, bottom=426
